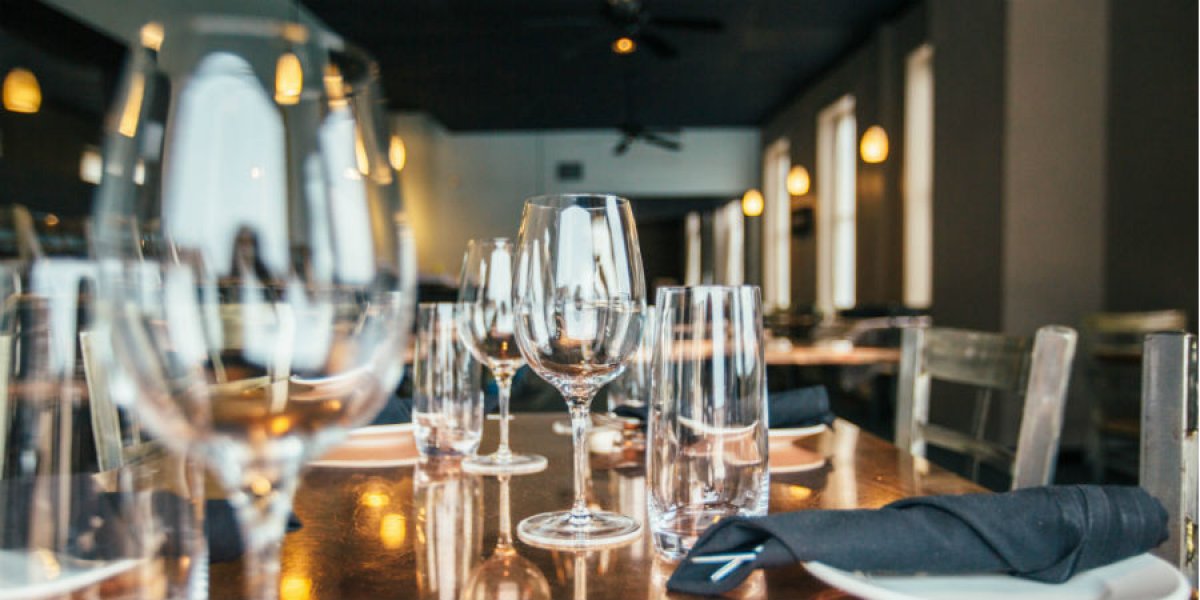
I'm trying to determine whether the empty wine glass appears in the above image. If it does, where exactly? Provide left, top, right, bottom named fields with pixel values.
left=458, top=238, right=547, bottom=474
left=92, top=17, right=413, bottom=599
left=512, top=193, right=645, bottom=549
left=461, top=473, right=552, bottom=600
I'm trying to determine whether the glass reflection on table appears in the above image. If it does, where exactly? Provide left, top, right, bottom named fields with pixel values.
left=415, top=459, right=482, bottom=600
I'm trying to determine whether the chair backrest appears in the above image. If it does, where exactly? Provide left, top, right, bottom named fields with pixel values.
left=895, top=325, right=1078, bottom=490
left=1084, top=309, right=1188, bottom=358
left=1140, top=332, right=1197, bottom=586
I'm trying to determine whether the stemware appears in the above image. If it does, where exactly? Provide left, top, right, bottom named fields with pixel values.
left=461, top=473, right=552, bottom=600
left=457, top=238, right=547, bottom=474
left=512, top=193, right=645, bottom=549
left=647, top=286, right=769, bottom=559
left=92, top=17, right=413, bottom=599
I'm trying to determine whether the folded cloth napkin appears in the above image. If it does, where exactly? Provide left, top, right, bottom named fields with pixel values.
left=667, top=485, right=1167, bottom=596
left=370, top=394, right=501, bottom=426
left=613, top=385, right=835, bottom=429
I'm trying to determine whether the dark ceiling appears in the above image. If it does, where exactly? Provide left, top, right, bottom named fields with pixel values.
left=304, top=0, right=915, bottom=131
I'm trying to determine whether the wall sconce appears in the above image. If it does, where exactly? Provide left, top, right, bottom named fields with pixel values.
left=3, top=68, right=41, bottom=114
left=275, top=52, right=303, bottom=106
left=140, top=22, right=164, bottom=52
left=786, top=165, right=811, bottom=196
left=742, top=188, right=764, bottom=217
left=860, top=125, right=889, bottom=163
left=389, top=134, right=407, bottom=172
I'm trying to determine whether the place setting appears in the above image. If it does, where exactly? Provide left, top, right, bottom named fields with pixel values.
left=0, top=2, right=1195, bottom=599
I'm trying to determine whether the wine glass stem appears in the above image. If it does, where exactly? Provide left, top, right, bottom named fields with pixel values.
left=495, top=373, right=514, bottom=461
left=568, top=398, right=593, bottom=525
left=231, top=472, right=300, bottom=600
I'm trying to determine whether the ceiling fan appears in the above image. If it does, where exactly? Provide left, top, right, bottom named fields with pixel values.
left=533, top=0, right=725, bottom=61
left=612, top=69, right=680, bottom=155
left=614, top=122, right=680, bottom=155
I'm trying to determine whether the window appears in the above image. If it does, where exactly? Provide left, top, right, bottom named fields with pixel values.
left=904, top=44, right=934, bottom=308
left=816, top=95, right=857, bottom=314
left=762, top=138, right=791, bottom=311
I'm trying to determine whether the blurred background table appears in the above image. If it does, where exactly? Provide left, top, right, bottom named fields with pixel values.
left=210, top=413, right=982, bottom=599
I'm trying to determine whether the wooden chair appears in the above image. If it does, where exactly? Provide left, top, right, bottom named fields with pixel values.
left=1083, top=309, right=1189, bottom=480
left=1139, top=332, right=1197, bottom=586
left=895, top=325, right=1078, bottom=490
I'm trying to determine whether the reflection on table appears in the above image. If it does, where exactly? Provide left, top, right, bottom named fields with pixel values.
left=210, top=413, right=982, bottom=599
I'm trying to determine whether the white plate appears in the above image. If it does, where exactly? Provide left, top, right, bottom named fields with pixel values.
left=769, top=423, right=828, bottom=439
left=0, top=550, right=141, bottom=600
left=803, top=553, right=1189, bottom=600
left=311, top=423, right=419, bottom=469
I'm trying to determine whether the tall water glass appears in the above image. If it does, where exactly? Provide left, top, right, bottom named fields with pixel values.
left=0, top=207, right=205, bottom=598
left=513, top=193, right=645, bottom=549
left=413, top=303, right=484, bottom=458
left=647, top=286, right=769, bottom=560
left=92, top=18, right=413, bottom=599
left=457, top=238, right=546, bottom=474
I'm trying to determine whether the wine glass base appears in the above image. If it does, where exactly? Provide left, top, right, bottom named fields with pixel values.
left=463, top=452, right=548, bottom=475
left=516, top=510, right=641, bottom=550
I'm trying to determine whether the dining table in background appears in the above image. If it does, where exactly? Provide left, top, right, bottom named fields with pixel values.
left=209, top=413, right=983, bottom=599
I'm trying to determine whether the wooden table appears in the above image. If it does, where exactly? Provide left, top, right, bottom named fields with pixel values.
left=211, top=414, right=982, bottom=599
left=765, top=343, right=901, bottom=367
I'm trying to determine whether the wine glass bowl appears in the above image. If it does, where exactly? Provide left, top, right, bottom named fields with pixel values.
left=93, top=17, right=413, bottom=599
left=457, top=238, right=547, bottom=474
left=512, top=193, right=645, bottom=549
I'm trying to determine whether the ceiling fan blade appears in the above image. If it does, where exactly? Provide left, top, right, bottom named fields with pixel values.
left=642, top=132, right=681, bottom=151
left=637, top=30, right=679, bottom=59
left=614, top=135, right=634, bottom=155
left=649, top=16, right=724, bottom=32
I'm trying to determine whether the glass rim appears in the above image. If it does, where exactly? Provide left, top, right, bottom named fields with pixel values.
left=466, top=236, right=514, bottom=248
left=523, top=193, right=631, bottom=211
left=656, top=284, right=761, bottom=295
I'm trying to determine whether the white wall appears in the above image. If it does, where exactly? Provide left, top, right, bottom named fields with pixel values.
left=393, top=118, right=759, bottom=276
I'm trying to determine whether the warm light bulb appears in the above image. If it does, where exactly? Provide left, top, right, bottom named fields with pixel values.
left=140, top=22, right=164, bottom=51
left=742, top=189, right=764, bottom=217
left=3, top=68, right=41, bottom=114
left=612, top=37, right=636, bottom=55
left=388, top=135, right=406, bottom=172
left=786, top=165, right=811, bottom=196
left=860, top=125, right=889, bottom=164
left=275, top=52, right=303, bottom=105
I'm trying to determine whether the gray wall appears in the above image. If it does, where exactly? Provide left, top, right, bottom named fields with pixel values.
left=1104, top=0, right=1198, bottom=328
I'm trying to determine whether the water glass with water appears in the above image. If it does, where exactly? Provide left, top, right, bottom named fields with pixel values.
left=647, top=286, right=769, bottom=560
left=413, top=303, right=485, bottom=458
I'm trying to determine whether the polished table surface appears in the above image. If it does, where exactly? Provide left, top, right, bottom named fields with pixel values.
left=764, top=343, right=901, bottom=367
left=211, top=414, right=983, bottom=599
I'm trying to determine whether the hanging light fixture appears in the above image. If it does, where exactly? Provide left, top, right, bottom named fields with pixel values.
left=275, top=52, right=303, bottom=105
left=786, top=165, right=811, bottom=196
left=741, top=189, right=764, bottom=217
left=860, top=125, right=889, bottom=163
left=388, top=135, right=406, bottom=172
left=3, top=68, right=41, bottom=114
left=612, top=37, right=636, bottom=55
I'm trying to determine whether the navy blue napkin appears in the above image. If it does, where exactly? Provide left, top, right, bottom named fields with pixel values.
left=614, top=385, right=835, bottom=429
left=667, top=485, right=1167, bottom=596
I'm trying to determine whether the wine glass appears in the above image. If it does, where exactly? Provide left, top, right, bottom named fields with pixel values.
left=92, top=17, right=413, bottom=599
left=512, top=193, right=645, bottom=549
left=461, top=473, right=552, bottom=600
left=457, top=238, right=547, bottom=474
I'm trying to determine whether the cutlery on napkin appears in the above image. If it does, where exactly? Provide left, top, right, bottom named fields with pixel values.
left=667, top=485, right=1167, bottom=595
